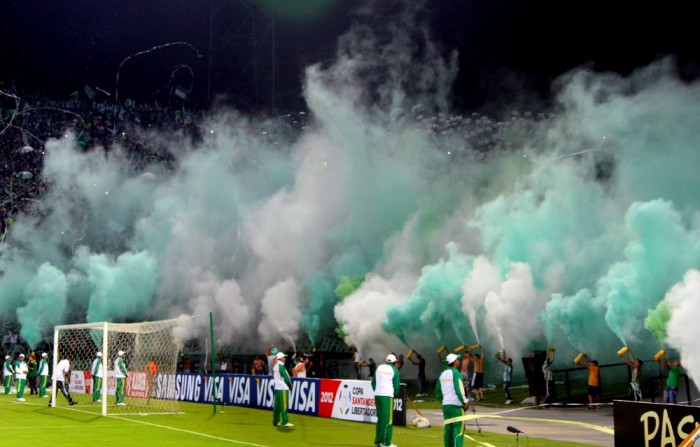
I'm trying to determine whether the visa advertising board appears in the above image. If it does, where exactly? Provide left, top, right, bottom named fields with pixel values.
left=74, top=370, right=407, bottom=426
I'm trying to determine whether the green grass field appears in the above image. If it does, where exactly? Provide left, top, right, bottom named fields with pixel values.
left=0, top=391, right=604, bottom=447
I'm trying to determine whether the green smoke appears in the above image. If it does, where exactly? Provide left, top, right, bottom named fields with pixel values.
left=302, top=247, right=369, bottom=346
left=540, top=311, right=554, bottom=345
left=545, top=290, right=605, bottom=354
left=383, top=243, right=474, bottom=348
left=301, top=272, right=335, bottom=347
left=17, top=263, right=68, bottom=346
left=72, top=247, right=158, bottom=323
left=645, top=301, right=671, bottom=346
left=602, top=199, right=700, bottom=346
left=335, top=275, right=365, bottom=300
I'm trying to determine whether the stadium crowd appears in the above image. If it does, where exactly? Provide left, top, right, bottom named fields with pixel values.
left=0, top=83, right=202, bottom=235
left=1, top=83, right=548, bottom=236
left=0, top=83, right=326, bottom=236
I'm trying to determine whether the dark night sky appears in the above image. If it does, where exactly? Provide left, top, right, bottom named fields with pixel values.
left=1, top=0, right=697, bottom=113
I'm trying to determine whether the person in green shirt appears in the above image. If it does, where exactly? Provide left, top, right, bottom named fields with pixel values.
left=91, top=352, right=103, bottom=402
left=436, top=353, right=469, bottom=447
left=26, top=353, right=38, bottom=395
left=659, top=353, right=681, bottom=404
left=3, top=355, right=14, bottom=394
left=38, top=352, right=50, bottom=397
left=272, top=352, right=293, bottom=427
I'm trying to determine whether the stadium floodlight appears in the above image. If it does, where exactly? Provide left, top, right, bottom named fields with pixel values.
left=51, top=316, right=195, bottom=416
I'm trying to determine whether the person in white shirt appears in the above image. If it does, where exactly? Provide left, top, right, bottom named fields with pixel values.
left=91, top=352, right=104, bottom=402
left=272, top=352, right=293, bottom=427
left=542, top=347, right=556, bottom=404
left=265, top=345, right=278, bottom=375
left=13, top=353, right=28, bottom=401
left=292, top=354, right=312, bottom=378
left=495, top=350, right=514, bottom=405
left=114, top=350, right=128, bottom=405
left=49, top=358, right=76, bottom=406
left=371, top=354, right=400, bottom=447
left=436, top=353, right=469, bottom=447
left=352, top=346, right=367, bottom=379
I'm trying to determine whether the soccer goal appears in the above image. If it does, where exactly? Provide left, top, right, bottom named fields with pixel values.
left=51, top=316, right=194, bottom=415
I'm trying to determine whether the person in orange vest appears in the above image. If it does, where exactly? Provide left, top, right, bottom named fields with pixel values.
left=146, top=358, right=158, bottom=396
left=581, top=354, right=601, bottom=409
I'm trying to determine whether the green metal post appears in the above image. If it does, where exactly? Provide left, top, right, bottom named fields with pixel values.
left=210, top=312, right=217, bottom=414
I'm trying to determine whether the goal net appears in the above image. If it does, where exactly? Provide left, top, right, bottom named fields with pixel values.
left=51, top=316, right=194, bottom=415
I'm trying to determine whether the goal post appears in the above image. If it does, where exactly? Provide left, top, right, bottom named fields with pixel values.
left=51, top=316, right=195, bottom=415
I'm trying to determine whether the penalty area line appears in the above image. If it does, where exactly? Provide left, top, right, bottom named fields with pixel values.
left=111, top=416, right=270, bottom=447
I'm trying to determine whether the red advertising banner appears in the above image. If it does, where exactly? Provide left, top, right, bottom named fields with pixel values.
left=126, top=371, right=147, bottom=398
